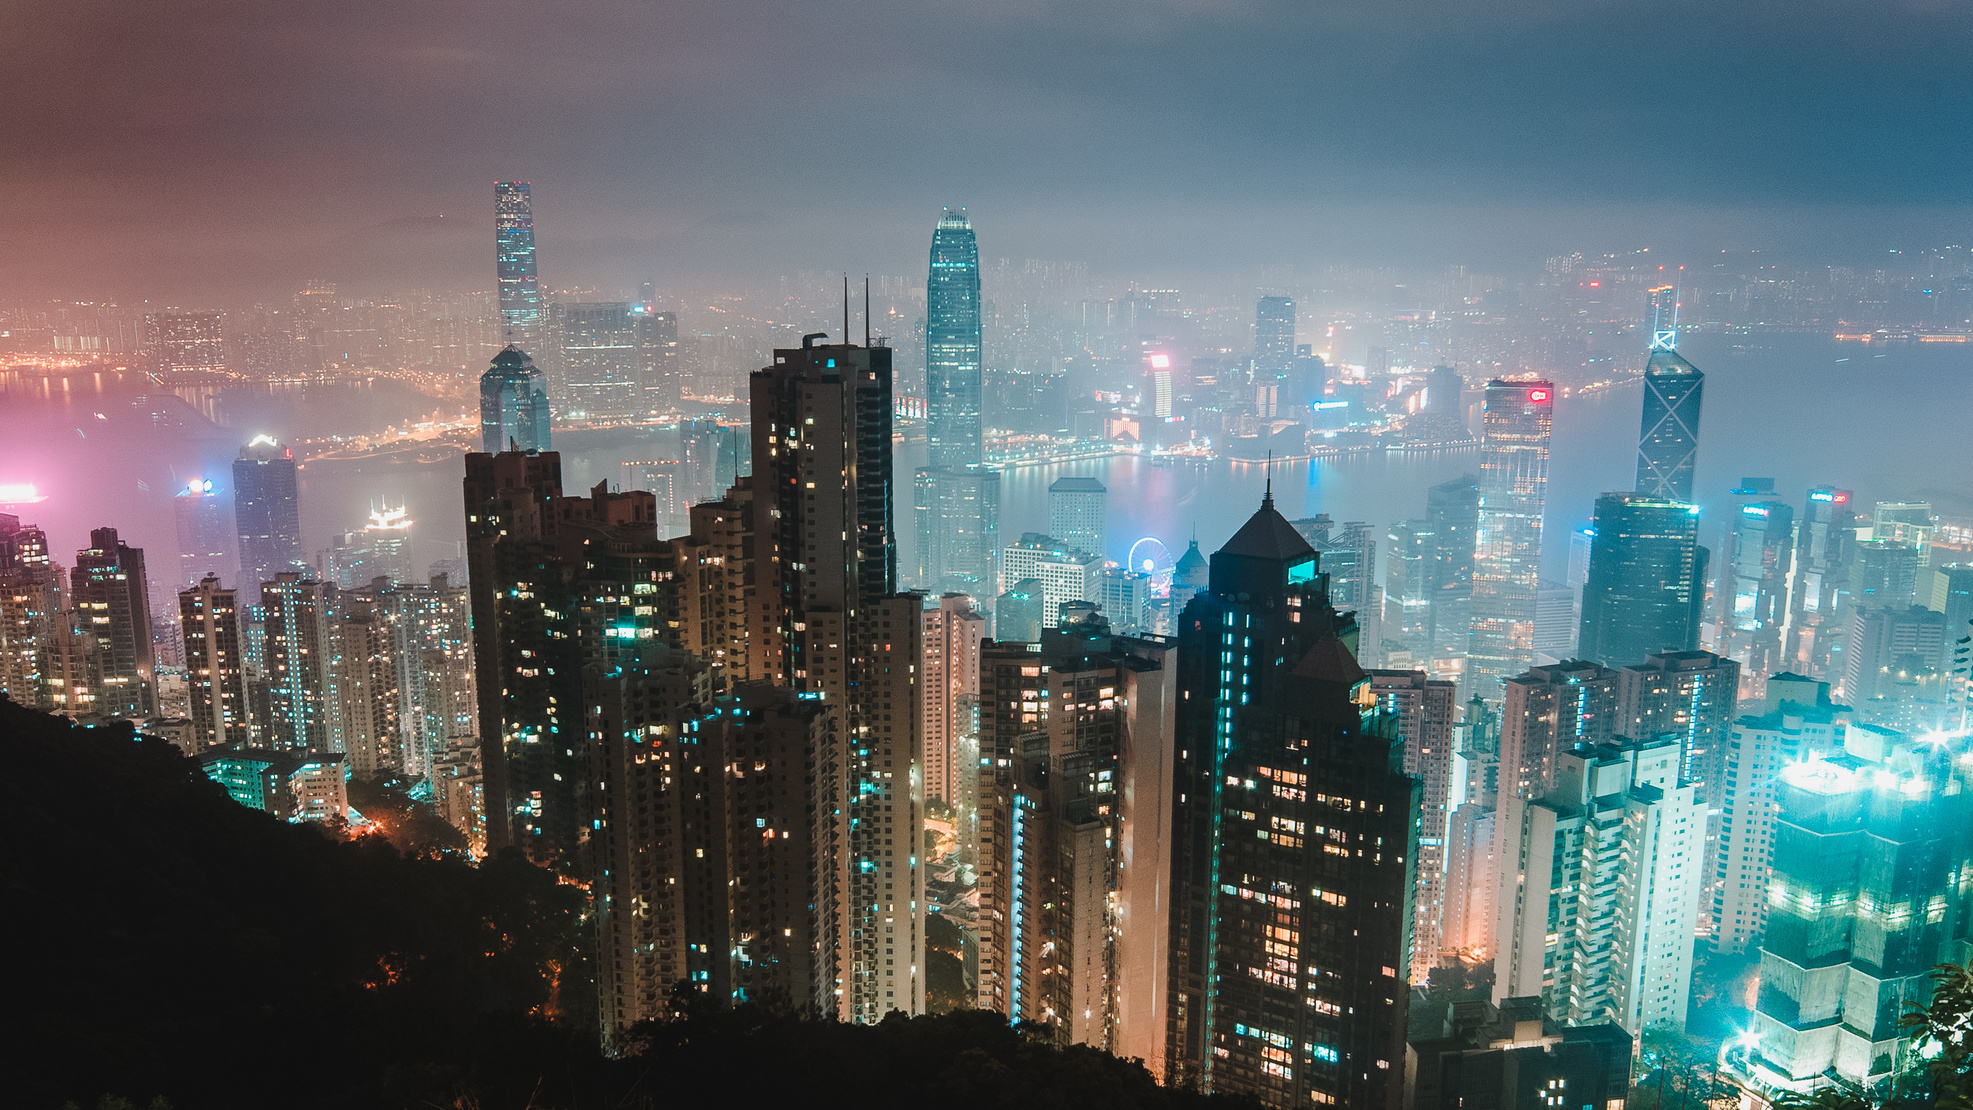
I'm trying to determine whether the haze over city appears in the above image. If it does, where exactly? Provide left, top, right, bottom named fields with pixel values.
left=6, top=4, right=1973, bottom=1110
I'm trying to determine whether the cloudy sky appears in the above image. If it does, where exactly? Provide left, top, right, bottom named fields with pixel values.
left=7, top=0, right=1972, bottom=304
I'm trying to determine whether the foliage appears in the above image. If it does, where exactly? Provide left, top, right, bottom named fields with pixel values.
left=344, top=772, right=469, bottom=857
left=1769, top=1087, right=1872, bottom=1110
left=3, top=696, right=1248, bottom=1110
left=1902, top=962, right=1973, bottom=1110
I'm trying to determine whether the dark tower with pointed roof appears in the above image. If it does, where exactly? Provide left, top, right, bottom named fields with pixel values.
left=1163, top=493, right=1419, bottom=1109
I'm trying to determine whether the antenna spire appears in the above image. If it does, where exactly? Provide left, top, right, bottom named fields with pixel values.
left=1263, top=451, right=1274, bottom=510
left=864, top=275, right=871, bottom=347
left=842, top=273, right=850, bottom=345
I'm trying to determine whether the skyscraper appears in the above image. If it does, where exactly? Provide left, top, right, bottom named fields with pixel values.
left=179, top=575, right=250, bottom=750
left=494, top=182, right=542, bottom=346
left=1498, top=660, right=1619, bottom=801
left=1722, top=495, right=1795, bottom=690
left=1468, top=382, right=1554, bottom=697
left=635, top=307, right=680, bottom=414
left=1634, top=345, right=1703, bottom=503
left=920, top=593, right=985, bottom=807
left=913, top=465, right=1000, bottom=595
left=71, top=527, right=154, bottom=718
left=479, top=346, right=553, bottom=453
left=1576, top=492, right=1705, bottom=668
left=1368, top=669, right=1458, bottom=983
left=1047, top=476, right=1107, bottom=559
left=919, top=210, right=992, bottom=596
left=1428, top=475, right=1480, bottom=650
left=1254, top=296, right=1296, bottom=375
left=1165, top=488, right=1418, bottom=1108
left=1742, top=732, right=1972, bottom=1098
left=144, top=311, right=227, bottom=380
left=1783, top=487, right=1856, bottom=680
left=974, top=612, right=1174, bottom=1054
left=545, top=300, right=643, bottom=420
left=749, top=334, right=923, bottom=1022
left=0, top=516, right=59, bottom=708
left=926, top=208, right=983, bottom=469
left=464, top=449, right=673, bottom=871
left=1493, top=737, right=1706, bottom=1033
left=173, top=478, right=232, bottom=590
left=233, top=435, right=304, bottom=603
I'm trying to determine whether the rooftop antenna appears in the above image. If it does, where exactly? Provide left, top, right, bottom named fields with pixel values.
left=1650, top=284, right=1681, bottom=351
left=864, top=275, right=871, bottom=347
left=1263, top=451, right=1274, bottom=510
left=842, top=273, right=850, bottom=345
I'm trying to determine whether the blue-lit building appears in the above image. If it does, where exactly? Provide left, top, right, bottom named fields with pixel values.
left=926, top=208, right=982, bottom=469
left=1577, top=492, right=1706, bottom=668
left=495, top=181, right=542, bottom=346
left=919, top=208, right=993, bottom=592
left=479, top=345, right=553, bottom=453
left=232, top=435, right=304, bottom=603
left=1635, top=347, right=1703, bottom=503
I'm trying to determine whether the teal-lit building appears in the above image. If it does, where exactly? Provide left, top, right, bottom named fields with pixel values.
left=926, top=208, right=982, bottom=469
left=479, top=345, right=553, bottom=454
left=198, top=748, right=347, bottom=823
left=1743, top=726, right=1973, bottom=1098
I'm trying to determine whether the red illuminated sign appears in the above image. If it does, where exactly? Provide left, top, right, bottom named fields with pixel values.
left=1528, top=388, right=1551, bottom=402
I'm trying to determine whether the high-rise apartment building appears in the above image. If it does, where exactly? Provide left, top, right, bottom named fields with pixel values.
left=1255, top=296, right=1296, bottom=375
left=1408, top=997, right=1632, bottom=1110
left=1783, top=487, right=1857, bottom=681
left=670, top=480, right=778, bottom=691
left=1047, top=476, right=1107, bottom=560
left=480, top=345, right=553, bottom=453
left=1427, top=475, right=1480, bottom=652
left=1577, top=492, right=1705, bottom=668
left=1165, top=490, right=1418, bottom=1108
left=0, top=516, right=59, bottom=708
left=179, top=575, right=250, bottom=750
left=1634, top=347, right=1704, bottom=503
left=1368, top=669, right=1458, bottom=983
left=494, top=182, right=542, bottom=346
left=261, top=572, right=334, bottom=751
left=1468, top=383, right=1554, bottom=697
left=1849, top=539, right=1922, bottom=610
left=1498, top=660, right=1619, bottom=802
left=173, top=478, right=232, bottom=590
left=1708, top=704, right=1844, bottom=954
left=1441, top=698, right=1502, bottom=957
left=374, top=574, right=476, bottom=780
left=749, top=335, right=923, bottom=1022
left=1000, top=533, right=1103, bottom=623
left=546, top=301, right=641, bottom=420
left=464, top=449, right=674, bottom=869
left=1722, top=495, right=1796, bottom=691
left=635, top=308, right=679, bottom=415
left=913, top=465, right=1000, bottom=595
left=233, top=435, right=304, bottom=603
left=71, top=527, right=154, bottom=718
left=926, top=208, right=983, bottom=469
left=1493, top=737, right=1706, bottom=1033
left=920, top=593, right=985, bottom=807
left=975, top=614, right=1174, bottom=1057
left=1841, top=604, right=1946, bottom=703
left=144, top=311, right=227, bottom=380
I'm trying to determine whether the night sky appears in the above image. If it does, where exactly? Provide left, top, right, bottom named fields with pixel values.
left=7, top=0, right=1973, bottom=302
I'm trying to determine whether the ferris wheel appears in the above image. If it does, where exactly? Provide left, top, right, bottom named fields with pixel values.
left=1127, top=536, right=1176, bottom=597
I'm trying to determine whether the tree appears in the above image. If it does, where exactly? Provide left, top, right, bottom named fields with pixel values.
left=1769, top=1087, right=1872, bottom=1110
left=1901, top=962, right=1973, bottom=1110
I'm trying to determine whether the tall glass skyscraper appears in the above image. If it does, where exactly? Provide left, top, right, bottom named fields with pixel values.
left=233, top=435, right=305, bottom=601
left=1254, top=296, right=1295, bottom=375
left=1467, top=381, right=1553, bottom=698
left=919, top=209, right=993, bottom=593
left=1635, top=348, right=1704, bottom=502
left=480, top=346, right=553, bottom=454
left=495, top=182, right=542, bottom=346
left=1577, top=492, right=1705, bottom=668
left=926, top=208, right=982, bottom=469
